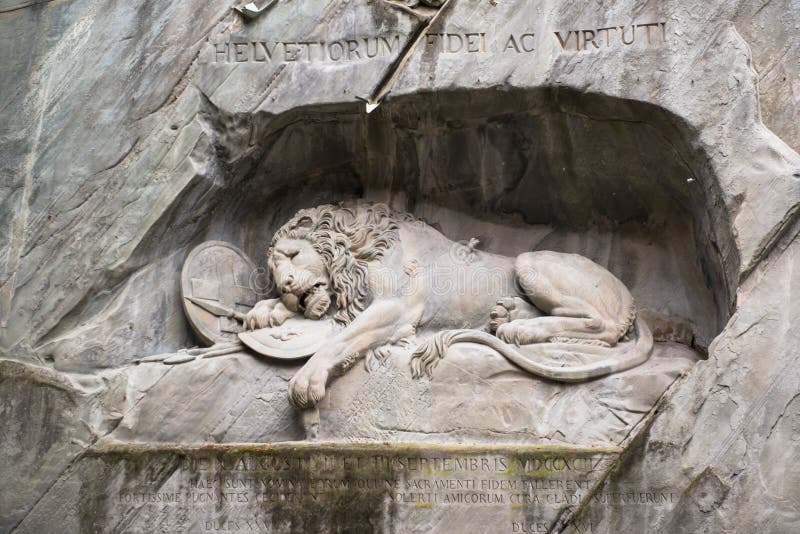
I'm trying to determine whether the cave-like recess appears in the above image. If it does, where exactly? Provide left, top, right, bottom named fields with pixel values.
left=195, top=88, right=734, bottom=350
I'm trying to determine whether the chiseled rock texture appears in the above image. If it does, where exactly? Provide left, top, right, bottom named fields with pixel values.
left=1, top=0, right=799, bottom=532
left=101, top=342, right=696, bottom=446
left=0, top=360, right=123, bottom=533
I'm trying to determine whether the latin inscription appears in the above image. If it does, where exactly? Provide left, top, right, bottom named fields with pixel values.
left=208, top=21, right=667, bottom=64
left=212, top=34, right=403, bottom=63
left=88, top=448, right=681, bottom=533
left=553, top=23, right=667, bottom=51
left=425, top=32, right=490, bottom=53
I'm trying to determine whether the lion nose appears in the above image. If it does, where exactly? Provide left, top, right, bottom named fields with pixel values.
left=281, top=274, right=295, bottom=293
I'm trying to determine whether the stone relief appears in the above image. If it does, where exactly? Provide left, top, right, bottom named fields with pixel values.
left=5, top=0, right=799, bottom=530
left=173, top=202, right=653, bottom=409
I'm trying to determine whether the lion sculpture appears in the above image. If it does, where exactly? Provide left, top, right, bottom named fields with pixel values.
left=245, top=202, right=653, bottom=408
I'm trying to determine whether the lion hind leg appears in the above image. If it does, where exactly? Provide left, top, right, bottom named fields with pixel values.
left=497, top=316, right=619, bottom=346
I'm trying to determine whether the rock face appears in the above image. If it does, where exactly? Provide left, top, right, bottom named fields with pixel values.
left=1, top=0, right=799, bottom=532
left=102, top=342, right=696, bottom=446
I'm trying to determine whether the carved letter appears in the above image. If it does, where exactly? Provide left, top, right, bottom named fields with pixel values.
left=520, top=33, right=535, bottom=52
left=381, top=35, right=401, bottom=54
left=425, top=33, right=440, bottom=51
left=257, top=41, right=280, bottom=61
left=214, top=42, right=229, bottom=62
left=554, top=30, right=574, bottom=50
left=283, top=42, right=298, bottom=61
left=504, top=34, right=520, bottom=53
left=638, top=22, right=660, bottom=44
left=582, top=30, right=599, bottom=50
left=447, top=34, right=463, bottom=53
left=364, top=37, right=379, bottom=58
left=328, top=41, right=344, bottom=61
left=310, top=41, right=323, bottom=61
left=620, top=25, right=635, bottom=45
left=465, top=33, right=482, bottom=52
left=296, top=42, right=313, bottom=61
left=596, top=27, right=615, bottom=47
left=234, top=42, right=248, bottom=62
left=252, top=42, right=267, bottom=62
left=346, top=39, right=361, bottom=59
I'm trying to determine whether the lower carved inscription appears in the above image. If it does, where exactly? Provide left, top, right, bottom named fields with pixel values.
left=81, top=445, right=680, bottom=533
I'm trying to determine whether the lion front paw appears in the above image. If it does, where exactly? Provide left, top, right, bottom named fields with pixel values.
left=245, top=299, right=294, bottom=330
left=288, top=360, right=330, bottom=408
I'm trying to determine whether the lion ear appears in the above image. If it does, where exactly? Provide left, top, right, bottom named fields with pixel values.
left=295, top=216, right=314, bottom=229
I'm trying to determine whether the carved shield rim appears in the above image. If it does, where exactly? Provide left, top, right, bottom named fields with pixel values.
left=238, top=318, right=339, bottom=360
left=181, top=240, right=257, bottom=346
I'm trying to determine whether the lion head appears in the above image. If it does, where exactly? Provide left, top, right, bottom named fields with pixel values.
left=267, top=203, right=400, bottom=324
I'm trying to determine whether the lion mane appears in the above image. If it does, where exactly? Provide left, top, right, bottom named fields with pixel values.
left=268, top=203, right=402, bottom=324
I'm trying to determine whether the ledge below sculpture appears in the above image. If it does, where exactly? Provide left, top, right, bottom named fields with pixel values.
left=108, top=341, right=697, bottom=446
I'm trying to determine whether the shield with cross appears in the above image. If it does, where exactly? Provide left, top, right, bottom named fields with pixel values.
left=180, top=241, right=260, bottom=345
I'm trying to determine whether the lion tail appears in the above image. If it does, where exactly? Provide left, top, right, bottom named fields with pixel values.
left=410, top=317, right=653, bottom=382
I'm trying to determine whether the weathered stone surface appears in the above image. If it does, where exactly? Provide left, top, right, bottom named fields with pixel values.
left=564, top=220, right=800, bottom=533
left=1, top=0, right=799, bottom=532
left=104, top=341, right=695, bottom=446
left=318, top=342, right=697, bottom=445
left=0, top=360, right=123, bottom=531
left=108, top=354, right=303, bottom=444
left=12, top=443, right=622, bottom=534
